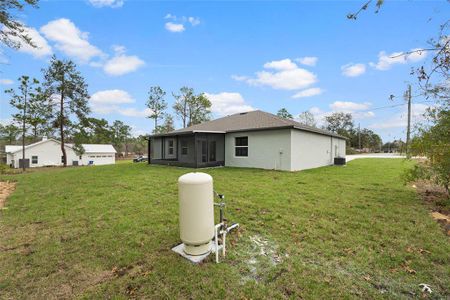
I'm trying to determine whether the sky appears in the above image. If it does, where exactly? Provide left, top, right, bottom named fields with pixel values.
left=0, top=0, right=448, bottom=141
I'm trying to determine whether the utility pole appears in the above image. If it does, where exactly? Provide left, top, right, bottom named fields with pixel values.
left=405, top=84, right=412, bottom=158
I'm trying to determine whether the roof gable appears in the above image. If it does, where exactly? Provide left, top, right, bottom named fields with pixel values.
left=80, top=144, right=116, bottom=153
left=5, top=138, right=72, bottom=154
left=6, top=140, right=116, bottom=154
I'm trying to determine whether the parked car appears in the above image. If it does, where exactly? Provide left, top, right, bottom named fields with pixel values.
left=133, top=156, right=148, bottom=163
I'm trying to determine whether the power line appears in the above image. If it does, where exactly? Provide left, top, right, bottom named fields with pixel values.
left=356, top=99, right=435, bottom=113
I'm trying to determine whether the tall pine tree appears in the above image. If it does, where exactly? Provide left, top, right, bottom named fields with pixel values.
left=42, top=56, right=90, bottom=167
left=5, top=76, right=40, bottom=170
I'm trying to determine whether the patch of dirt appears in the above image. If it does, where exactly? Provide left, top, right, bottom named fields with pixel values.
left=430, top=212, right=450, bottom=236
left=237, top=234, right=287, bottom=284
left=412, top=180, right=450, bottom=236
left=0, top=181, right=16, bottom=209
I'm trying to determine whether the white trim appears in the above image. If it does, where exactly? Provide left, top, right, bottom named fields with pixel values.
left=192, top=130, right=226, bottom=134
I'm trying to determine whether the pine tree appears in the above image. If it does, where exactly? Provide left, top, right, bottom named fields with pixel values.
left=42, top=56, right=90, bottom=167
left=5, top=75, right=40, bottom=170
left=146, top=86, right=167, bottom=132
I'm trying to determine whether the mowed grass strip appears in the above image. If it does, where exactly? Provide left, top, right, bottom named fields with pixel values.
left=0, top=159, right=449, bottom=299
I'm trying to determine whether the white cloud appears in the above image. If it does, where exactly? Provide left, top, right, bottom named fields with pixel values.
left=130, top=125, right=148, bottom=137
left=3, top=24, right=52, bottom=58
left=90, top=89, right=150, bottom=117
left=369, top=103, right=429, bottom=129
left=370, top=48, right=427, bottom=71
left=188, top=17, right=201, bottom=26
left=88, top=0, right=124, bottom=8
left=330, top=101, right=371, bottom=111
left=164, top=14, right=200, bottom=32
left=296, top=56, right=318, bottom=66
left=7, top=26, right=53, bottom=58
left=103, top=47, right=145, bottom=76
left=263, top=58, right=297, bottom=70
left=40, top=18, right=104, bottom=63
left=0, top=118, right=14, bottom=126
left=0, top=79, right=14, bottom=85
left=91, top=89, right=134, bottom=105
left=165, top=13, right=176, bottom=20
left=292, top=87, right=323, bottom=99
left=234, top=58, right=317, bottom=90
left=119, top=107, right=152, bottom=118
left=165, top=22, right=185, bottom=33
left=111, top=44, right=126, bottom=55
left=204, top=92, right=254, bottom=116
left=307, top=101, right=375, bottom=126
left=341, top=63, right=366, bottom=77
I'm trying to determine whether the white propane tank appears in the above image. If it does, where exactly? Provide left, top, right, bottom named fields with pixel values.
left=178, top=172, right=214, bottom=255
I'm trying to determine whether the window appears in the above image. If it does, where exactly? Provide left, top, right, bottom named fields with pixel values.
left=32, top=156, right=38, bottom=164
left=235, top=137, right=248, bottom=157
left=181, top=140, right=188, bottom=155
left=168, top=139, right=174, bottom=155
left=61, top=156, right=65, bottom=164
left=209, top=141, right=216, bottom=161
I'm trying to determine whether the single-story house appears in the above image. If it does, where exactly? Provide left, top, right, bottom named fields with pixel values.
left=148, top=110, right=346, bottom=171
left=5, top=137, right=116, bottom=168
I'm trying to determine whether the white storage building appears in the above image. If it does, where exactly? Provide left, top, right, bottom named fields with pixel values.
left=5, top=138, right=116, bottom=168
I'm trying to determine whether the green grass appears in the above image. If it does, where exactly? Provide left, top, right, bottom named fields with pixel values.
left=0, top=160, right=449, bottom=299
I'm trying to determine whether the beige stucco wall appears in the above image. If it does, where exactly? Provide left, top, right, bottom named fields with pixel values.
left=225, top=129, right=291, bottom=171
left=290, top=130, right=346, bottom=171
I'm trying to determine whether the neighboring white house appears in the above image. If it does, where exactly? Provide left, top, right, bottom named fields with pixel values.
left=149, top=110, right=347, bottom=171
left=5, top=137, right=116, bottom=168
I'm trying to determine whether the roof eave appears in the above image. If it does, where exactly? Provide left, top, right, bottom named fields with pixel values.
left=150, top=130, right=226, bottom=138
left=292, top=126, right=347, bottom=139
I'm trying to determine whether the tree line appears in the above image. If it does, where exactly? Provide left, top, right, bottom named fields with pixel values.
left=1, top=56, right=213, bottom=170
left=276, top=108, right=383, bottom=152
left=146, top=86, right=212, bottom=134
left=0, top=56, right=146, bottom=169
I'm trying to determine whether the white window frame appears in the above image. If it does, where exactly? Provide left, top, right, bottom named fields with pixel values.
left=234, top=136, right=248, bottom=157
left=31, top=156, right=38, bottom=164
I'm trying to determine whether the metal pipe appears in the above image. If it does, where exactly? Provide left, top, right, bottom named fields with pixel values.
left=226, top=223, right=239, bottom=233
left=222, top=230, right=226, bottom=257
left=214, top=223, right=223, bottom=263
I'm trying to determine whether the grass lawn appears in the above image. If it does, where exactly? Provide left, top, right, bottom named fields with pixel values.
left=0, top=159, right=449, bottom=299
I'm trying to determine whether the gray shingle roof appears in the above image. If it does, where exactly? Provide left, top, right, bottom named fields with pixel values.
left=152, top=110, right=346, bottom=139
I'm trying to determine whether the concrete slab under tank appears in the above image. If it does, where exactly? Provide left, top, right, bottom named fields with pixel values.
left=172, top=242, right=223, bottom=263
